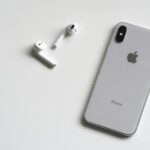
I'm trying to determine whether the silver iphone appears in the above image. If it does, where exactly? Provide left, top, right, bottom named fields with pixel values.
left=84, top=22, right=150, bottom=136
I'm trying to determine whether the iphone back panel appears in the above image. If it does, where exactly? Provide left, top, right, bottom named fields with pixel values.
left=84, top=22, right=150, bottom=136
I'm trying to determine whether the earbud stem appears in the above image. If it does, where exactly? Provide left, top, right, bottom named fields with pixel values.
left=35, top=51, right=56, bottom=68
left=52, top=29, right=66, bottom=49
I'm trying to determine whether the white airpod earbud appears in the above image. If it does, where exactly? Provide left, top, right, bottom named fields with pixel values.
left=32, top=23, right=79, bottom=67
left=33, top=41, right=56, bottom=68
left=52, top=23, right=79, bottom=49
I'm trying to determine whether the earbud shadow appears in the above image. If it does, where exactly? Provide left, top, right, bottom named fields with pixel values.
left=79, top=25, right=131, bottom=139
left=26, top=46, right=55, bottom=69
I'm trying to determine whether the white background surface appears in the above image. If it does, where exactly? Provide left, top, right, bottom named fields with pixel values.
left=0, top=0, right=150, bottom=149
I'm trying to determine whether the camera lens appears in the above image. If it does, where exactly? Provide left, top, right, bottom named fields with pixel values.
left=115, top=26, right=127, bottom=42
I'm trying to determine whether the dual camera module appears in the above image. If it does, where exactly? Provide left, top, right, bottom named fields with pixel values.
left=115, top=26, right=127, bottom=42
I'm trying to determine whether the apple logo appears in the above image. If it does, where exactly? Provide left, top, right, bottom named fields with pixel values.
left=127, top=51, right=138, bottom=63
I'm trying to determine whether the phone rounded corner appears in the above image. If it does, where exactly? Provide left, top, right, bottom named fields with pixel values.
left=121, top=128, right=137, bottom=137
left=116, top=22, right=127, bottom=27
left=83, top=111, right=91, bottom=124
